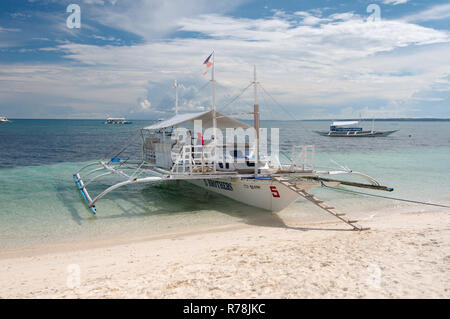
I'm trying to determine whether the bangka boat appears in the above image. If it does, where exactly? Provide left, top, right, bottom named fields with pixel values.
left=74, top=55, right=394, bottom=230
left=315, top=120, right=397, bottom=137
left=105, top=117, right=132, bottom=124
left=0, top=116, right=10, bottom=123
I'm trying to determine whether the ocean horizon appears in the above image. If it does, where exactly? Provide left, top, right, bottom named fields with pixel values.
left=4, top=117, right=450, bottom=121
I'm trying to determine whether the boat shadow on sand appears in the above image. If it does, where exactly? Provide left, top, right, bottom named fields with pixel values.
left=60, top=180, right=352, bottom=232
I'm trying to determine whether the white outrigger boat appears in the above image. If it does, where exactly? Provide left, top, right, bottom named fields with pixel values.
left=315, top=120, right=398, bottom=137
left=74, top=60, right=393, bottom=230
left=105, top=117, right=132, bottom=124
left=0, top=116, right=10, bottom=123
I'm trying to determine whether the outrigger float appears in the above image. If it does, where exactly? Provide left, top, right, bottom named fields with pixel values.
left=74, top=57, right=393, bottom=230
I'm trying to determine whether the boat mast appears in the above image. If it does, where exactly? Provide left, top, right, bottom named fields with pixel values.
left=211, top=51, right=217, bottom=172
left=211, top=51, right=216, bottom=137
left=174, top=79, right=178, bottom=115
left=253, top=65, right=260, bottom=177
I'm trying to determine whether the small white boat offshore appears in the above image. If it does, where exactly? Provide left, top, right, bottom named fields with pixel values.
left=105, top=117, right=132, bottom=124
left=0, top=116, right=10, bottom=123
left=315, top=120, right=398, bottom=137
left=75, top=55, right=394, bottom=230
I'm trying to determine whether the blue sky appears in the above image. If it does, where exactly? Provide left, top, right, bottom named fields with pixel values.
left=0, top=0, right=449, bottom=119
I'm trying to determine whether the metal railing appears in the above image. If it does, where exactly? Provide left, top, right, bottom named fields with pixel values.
left=171, top=145, right=216, bottom=174
left=289, top=145, right=315, bottom=172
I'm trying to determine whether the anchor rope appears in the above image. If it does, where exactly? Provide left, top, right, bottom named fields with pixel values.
left=321, top=182, right=450, bottom=208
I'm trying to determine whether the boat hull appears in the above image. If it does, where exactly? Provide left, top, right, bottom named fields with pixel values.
left=315, top=130, right=397, bottom=137
left=188, top=177, right=319, bottom=212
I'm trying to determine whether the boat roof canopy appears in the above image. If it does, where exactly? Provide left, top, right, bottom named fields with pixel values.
left=332, top=121, right=359, bottom=126
left=143, top=110, right=251, bottom=130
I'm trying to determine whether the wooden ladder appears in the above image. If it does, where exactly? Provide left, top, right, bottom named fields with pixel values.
left=274, top=177, right=369, bottom=231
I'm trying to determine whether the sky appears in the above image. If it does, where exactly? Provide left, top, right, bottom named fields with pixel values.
left=0, top=0, right=449, bottom=119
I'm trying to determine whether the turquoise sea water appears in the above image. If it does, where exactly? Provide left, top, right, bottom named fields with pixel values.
left=0, top=119, right=449, bottom=250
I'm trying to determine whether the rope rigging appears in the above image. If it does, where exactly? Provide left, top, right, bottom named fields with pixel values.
left=105, top=129, right=142, bottom=162
left=247, top=81, right=447, bottom=210
left=258, top=84, right=297, bottom=121
left=321, top=183, right=450, bottom=209
left=258, top=83, right=310, bottom=132
left=219, top=82, right=253, bottom=112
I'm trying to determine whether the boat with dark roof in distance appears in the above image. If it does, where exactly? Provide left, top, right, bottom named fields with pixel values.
left=315, top=120, right=398, bottom=137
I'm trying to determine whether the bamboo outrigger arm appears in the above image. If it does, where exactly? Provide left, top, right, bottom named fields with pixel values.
left=307, top=176, right=393, bottom=192
left=76, top=161, right=103, bottom=174
left=89, top=176, right=163, bottom=207
left=84, top=166, right=107, bottom=178
left=348, top=171, right=381, bottom=186
left=74, top=157, right=263, bottom=213
left=316, top=169, right=382, bottom=186
left=84, top=171, right=115, bottom=187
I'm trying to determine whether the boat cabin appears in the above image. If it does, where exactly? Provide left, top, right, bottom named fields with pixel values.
left=140, top=110, right=276, bottom=174
left=330, top=121, right=362, bottom=132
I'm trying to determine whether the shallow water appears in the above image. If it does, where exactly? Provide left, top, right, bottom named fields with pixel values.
left=0, top=119, right=449, bottom=250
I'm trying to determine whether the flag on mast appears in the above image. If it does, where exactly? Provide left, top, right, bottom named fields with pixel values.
left=203, top=52, right=213, bottom=75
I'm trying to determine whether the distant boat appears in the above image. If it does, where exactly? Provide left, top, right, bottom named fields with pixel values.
left=0, top=116, right=10, bottom=123
left=315, top=120, right=397, bottom=137
left=105, top=117, right=132, bottom=124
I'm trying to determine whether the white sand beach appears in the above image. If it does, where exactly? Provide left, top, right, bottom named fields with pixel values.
left=0, top=206, right=449, bottom=299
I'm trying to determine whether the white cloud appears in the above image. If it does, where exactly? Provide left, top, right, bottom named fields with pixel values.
left=403, top=3, right=450, bottom=22
left=381, top=0, right=409, bottom=5
left=0, top=26, right=21, bottom=32
left=140, top=98, right=151, bottom=110
left=85, top=0, right=248, bottom=40
left=2, top=7, right=450, bottom=119
left=83, top=0, right=105, bottom=5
